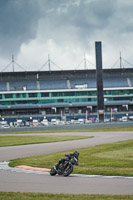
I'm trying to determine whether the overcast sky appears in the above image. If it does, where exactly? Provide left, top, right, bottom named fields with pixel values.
left=0, top=0, right=133, bottom=71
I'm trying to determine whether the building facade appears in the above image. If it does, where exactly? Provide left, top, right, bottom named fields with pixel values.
left=0, top=68, right=133, bottom=116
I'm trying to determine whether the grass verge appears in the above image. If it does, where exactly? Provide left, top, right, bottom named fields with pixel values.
left=0, top=192, right=133, bottom=200
left=9, top=139, right=133, bottom=176
left=1, top=126, right=133, bottom=134
left=0, top=135, right=91, bottom=147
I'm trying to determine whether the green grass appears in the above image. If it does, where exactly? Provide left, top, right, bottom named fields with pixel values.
left=0, top=192, right=133, bottom=200
left=9, top=139, right=133, bottom=176
left=0, top=135, right=91, bottom=147
left=1, top=126, right=133, bottom=134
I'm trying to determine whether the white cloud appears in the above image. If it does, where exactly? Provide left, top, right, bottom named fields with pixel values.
left=17, top=36, right=94, bottom=71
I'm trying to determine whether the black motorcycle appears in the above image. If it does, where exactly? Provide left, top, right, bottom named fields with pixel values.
left=50, top=156, right=78, bottom=177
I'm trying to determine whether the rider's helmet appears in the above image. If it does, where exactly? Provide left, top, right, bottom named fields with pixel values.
left=73, top=150, right=79, bottom=158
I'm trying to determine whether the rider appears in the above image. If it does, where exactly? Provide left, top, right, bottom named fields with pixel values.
left=54, top=150, right=79, bottom=171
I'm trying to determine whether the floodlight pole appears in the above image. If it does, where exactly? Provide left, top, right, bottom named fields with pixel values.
left=120, top=52, right=122, bottom=68
left=48, top=54, right=51, bottom=72
left=84, top=52, right=87, bottom=69
left=12, top=54, right=14, bottom=72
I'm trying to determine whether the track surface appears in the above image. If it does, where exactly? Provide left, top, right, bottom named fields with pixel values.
left=0, top=131, right=133, bottom=194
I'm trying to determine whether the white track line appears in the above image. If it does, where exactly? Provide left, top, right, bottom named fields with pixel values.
left=1, top=161, right=133, bottom=179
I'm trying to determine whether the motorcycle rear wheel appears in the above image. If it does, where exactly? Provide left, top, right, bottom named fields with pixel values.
left=63, top=165, right=73, bottom=177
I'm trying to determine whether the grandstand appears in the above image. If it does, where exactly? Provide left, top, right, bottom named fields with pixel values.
left=0, top=68, right=133, bottom=117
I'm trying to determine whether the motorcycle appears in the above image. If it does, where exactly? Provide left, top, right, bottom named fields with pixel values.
left=50, top=156, right=79, bottom=177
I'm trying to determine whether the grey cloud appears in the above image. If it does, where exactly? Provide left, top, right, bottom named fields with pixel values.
left=56, top=0, right=116, bottom=29
left=38, top=0, right=116, bottom=49
left=115, top=1, right=133, bottom=34
left=0, top=0, right=117, bottom=56
left=1, top=0, right=133, bottom=69
left=0, top=0, right=40, bottom=57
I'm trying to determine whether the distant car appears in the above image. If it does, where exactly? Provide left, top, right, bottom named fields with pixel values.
left=73, top=120, right=80, bottom=124
left=78, top=119, right=84, bottom=124
left=2, top=125, right=10, bottom=128
left=58, top=121, right=65, bottom=125
left=104, top=118, right=110, bottom=122
left=32, top=119, right=39, bottom=126
left=65, top=121, right=71, bottom=125
left=85, top=120, right=92, bottom=124
left=51, top=119, right=60, bottom=125
left=121, top=117, right=128, bottom=122
left=128, top=116, right=133, bottom=121
left=41, top=118, right=49, bottom=126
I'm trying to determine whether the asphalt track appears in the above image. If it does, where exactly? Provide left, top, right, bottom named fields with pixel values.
left=0, top=131, right=133, bottom=194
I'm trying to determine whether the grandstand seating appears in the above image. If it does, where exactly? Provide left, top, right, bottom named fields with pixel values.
left=0, top=81, right=7, bottom=91
left=0, top=75, right=132, bottom=92
left=103, top=77, right=128, bottom=88
left=9, top=80, right=37, bottom=91
left=70, top=78, right=96, bottom=89
left=129, top=77, right=133, bottom=87
left=39, top=79, right=68, bottom=90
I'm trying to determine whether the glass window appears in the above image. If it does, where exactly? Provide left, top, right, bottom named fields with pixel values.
left=75, top=91, right=87, bottom=96
left=39, top=99, right=56, bottom=104
left=16, top=93, right=21, bottom=98
left=52, top=92, right=58, bottom=97
left=129, top=90, right=133, bottom=95
left=29, top=93, right=37, bottom=98
left=22, top=93, right=26, bottom=98
left=64, top=92, right=75, bottom=96
left=88, top=91, right=97, bottom=96
left=58, top=99, right=63, bottom=102
left=52, top=92, right=63, bottom=97
left=5, top=94, right=13, bottom=98
left=41, top=92, right=49, bottom=97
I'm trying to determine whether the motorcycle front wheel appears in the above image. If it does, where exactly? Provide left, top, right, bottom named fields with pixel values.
left=50, top=167, right=57, bottom=176
left=63, top=164, right=73, bottom=177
